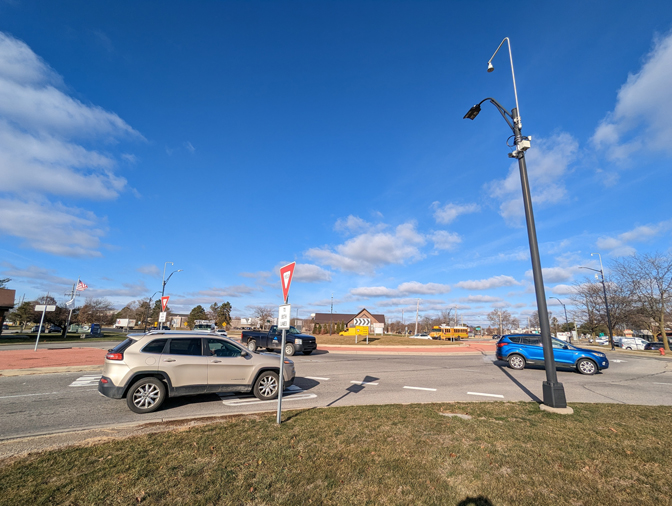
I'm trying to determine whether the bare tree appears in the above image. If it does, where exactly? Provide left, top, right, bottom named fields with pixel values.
left=251, top=306, right=274, bottom=330
left=613, top=253, right=672, bottom=352
left=487, top=309, right=515, bottom=334
left=78, top=298, right=115, bottom=325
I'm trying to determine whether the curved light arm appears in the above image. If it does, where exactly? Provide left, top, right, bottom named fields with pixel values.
left=488, top=37, right=521, bottom=129
left=164, top=269, right=183, bottom=286
left=550, top=296, right=565, bottom=308
left=590, top=253, right=605, bottom=275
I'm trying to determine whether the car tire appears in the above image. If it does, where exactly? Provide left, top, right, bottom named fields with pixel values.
left=284, top=343, right=295, bottom=356
left=577, top=358, right=597, bottom=375
left=302, top=350, right=313, bottom=355
left=625, top=347, right=632, bottom=350
left=508, top=354, right=526, bottom=370
left=126, top=377, right=166, bottom=414
left=247, top=340, right=257, bottom=352
left=253, top=371, right=279, bottom=400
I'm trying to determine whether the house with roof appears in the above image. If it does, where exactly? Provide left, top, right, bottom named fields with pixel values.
left=312, top=308, right=385, bottom=332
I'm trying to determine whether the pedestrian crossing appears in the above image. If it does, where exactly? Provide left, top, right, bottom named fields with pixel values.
left=69, top=374, right=101, bottom=387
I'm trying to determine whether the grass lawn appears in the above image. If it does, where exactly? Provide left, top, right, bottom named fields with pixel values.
left=1, top=402, right=670, bottom=505
left=0, top=332, right=126, bottom=345
left=315, top=334, right=467, bottom=346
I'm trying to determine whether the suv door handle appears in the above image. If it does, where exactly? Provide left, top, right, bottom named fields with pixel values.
left=163, top=358, right=176, bottom=362
left=211, top=360, right=222, bottom=363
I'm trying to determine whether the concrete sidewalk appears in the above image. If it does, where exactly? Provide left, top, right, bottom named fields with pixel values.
left=0, top=342, right=497, bottom=377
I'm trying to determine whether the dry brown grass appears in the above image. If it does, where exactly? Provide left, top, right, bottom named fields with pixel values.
left=1, top=402, right=671, bottom=505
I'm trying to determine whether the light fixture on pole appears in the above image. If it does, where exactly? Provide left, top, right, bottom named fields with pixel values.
left=464, top=37, right=566, bottom=409
left=579, top=253, right=614, bottom=350
left=550, top=297, right=572, bottom=343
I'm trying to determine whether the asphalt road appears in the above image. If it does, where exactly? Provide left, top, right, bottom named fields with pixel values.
left=1, top=350, right=671, bottom=440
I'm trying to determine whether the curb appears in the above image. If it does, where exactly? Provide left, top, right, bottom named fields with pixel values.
left=0, top=365, right=103, bottom=377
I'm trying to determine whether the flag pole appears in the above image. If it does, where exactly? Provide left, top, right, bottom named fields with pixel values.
left=65, top=276, right=79, bottom=334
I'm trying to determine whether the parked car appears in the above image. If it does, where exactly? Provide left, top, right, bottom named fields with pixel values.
left=215, top=329, right=228, bottom=337
left=618, top=337, right=649, bottom=351
left=495, top=334, right=609, bottom=375
left=2, top=324, right=8, bottom=330
left=30, top=325, right=46, bottom=333
left=409, top=333, right=432, bottom=340
left=491, top=334, right=500, bottom=340
left=644, top=342, right=665, bottom=351
left=47, top=325, right=62, bottom=333
left=241, top=325, right=317, bottom=356
left=98, top=331, right=295, bottom=413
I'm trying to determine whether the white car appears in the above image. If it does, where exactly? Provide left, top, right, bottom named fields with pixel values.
left=619, top=337, right=648, bottom=351
left=409, top=333, right=432, bottom=340
left=216, top=329, right=228, bottom=337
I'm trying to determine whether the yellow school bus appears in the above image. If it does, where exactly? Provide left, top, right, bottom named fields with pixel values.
left=429, top=325, right=469, bottom=340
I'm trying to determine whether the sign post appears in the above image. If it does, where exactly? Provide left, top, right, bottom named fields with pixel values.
left=34, top=296, right=56, bottom=351
left=277, top=262, right=296, bottom=424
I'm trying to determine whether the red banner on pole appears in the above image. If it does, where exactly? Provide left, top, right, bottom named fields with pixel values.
left=161, top=296, right=170, bottom=312
left=279, top=262, right=296, bottom=303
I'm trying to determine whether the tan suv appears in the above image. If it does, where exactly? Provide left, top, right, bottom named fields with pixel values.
left=98, top=331, right=295, bottom=413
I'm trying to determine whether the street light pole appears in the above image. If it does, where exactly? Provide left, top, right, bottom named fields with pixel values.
left=580, top=254, right=614, bottom=350
left=551, top=297, right=571, bottom=343
left=464, top=37, right=566, bottom=409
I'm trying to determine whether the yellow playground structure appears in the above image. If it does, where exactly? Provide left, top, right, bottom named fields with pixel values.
left=429, top=325, right=469, bottom=340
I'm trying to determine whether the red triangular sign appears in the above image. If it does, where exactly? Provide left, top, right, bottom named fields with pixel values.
left=161, top=296, right=170, bottom=312
left=279, top=262, right=296, bottom=303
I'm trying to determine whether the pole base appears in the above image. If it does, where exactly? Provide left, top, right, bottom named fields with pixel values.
left=542, top=381, right=567, bottom=409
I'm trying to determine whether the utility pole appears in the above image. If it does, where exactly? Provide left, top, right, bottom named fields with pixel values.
left=64, top=277, right=80, bottom=334
left=330, top=293, right=333, bottom=336
left=499, top=310, right=502, bottom=336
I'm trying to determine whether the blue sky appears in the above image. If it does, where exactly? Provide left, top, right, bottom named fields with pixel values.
left=1, top=1, right=672, bottom=325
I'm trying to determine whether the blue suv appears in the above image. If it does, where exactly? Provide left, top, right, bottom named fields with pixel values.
left=496, top=334, right=609, bottom=375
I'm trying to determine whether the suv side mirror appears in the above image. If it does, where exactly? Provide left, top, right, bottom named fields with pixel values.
left=241, top=350, right=249, bottom=357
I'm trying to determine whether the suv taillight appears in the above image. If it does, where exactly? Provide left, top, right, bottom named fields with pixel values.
left=106, top=352, right=123, bottom=360
left=497, top=342, right=507, bottom=348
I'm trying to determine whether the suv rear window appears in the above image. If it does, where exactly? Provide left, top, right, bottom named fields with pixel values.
left=142, top=339, right=168, bottom=354
left=523, top=337, right=541, bottom=346
left=507, top=336, right=522, bottom=344
left=110, top=338, right=135, bottom=354
left=168, top=338, right=203, bottom=356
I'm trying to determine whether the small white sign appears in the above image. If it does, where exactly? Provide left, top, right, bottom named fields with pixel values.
left=158, top=312, right=167, bottom=323
left=34, top=305, right=56, bottom=312
left=278, top=304, right=291, bottom=330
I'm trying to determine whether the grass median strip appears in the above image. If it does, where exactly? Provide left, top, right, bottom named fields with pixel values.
left=1, top=402, right=671, bottom=505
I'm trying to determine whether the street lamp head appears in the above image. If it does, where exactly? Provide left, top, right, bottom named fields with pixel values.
left=487, top=61, right=494, bottom=72
left=463, top=104, right=481, bottom=120
left=177, top=269, right=183, bottom=273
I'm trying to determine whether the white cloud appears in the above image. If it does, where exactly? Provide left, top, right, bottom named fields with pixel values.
left=596, top=223, right=664, bottom=256
left=307, top=222, right=426, bottom=274
left=375, top=297, right=445, bottom=307
left=431, top=230, right=462, bottom=251
left=184, top=141, right=195, bottom=153
left=334, top=215, right=385, bottom=235
left=458, top=295, right=501, bottom=303
left=190, top=285, right=261, bottom=298
left=86, top=281, right=149, bottom=299
left=551, top=284, right=575, bottom=295
left=0, top=32, right=140, bottom=257
left=351, top=281, right=451, bottom=298
left=1, top=262, right=72, bottom=287
left=486, top=133, right=578, bottom=225
left=0, top=198, right=105, bottom=256
left=455, top=275, right=520, bottom=290
left=137, top=265, right=160, bottom=277
left=524, top=266, right=584, bottom=283
left=592, top=30, right=672, bottom=160
left=431, top=202, right=480, bottom=224
left=292, top=263, right=332, bottom=283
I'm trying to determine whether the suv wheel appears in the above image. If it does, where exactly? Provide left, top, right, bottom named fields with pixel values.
left=127, top=377, right=166, bottom=414
left=284, top=343, right=295, bottom=356
left=577, top=358, right=597, bottom=375
left=253, top=371, right=279, bottom=400
left=247, top=340, right=257, bottom=352
left=508, top=354, right=526, bottom=370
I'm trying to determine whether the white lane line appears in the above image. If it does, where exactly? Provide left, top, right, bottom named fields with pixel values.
left=612, top=360, right=627, bottom=363
left=653, top=382, right=672, bottom=385
left=350, top=381, right=378, bottom=386
left=223, top=393, right=316, bottom=406
left=69, top=375, right=101, bottom=387
left=403, top=386, right=437, bottom=392
left=0, top=391, right=59, bottom=399
left=467, top=392, right=504, bottom=398
left=305, top=376, right=330, bottom=381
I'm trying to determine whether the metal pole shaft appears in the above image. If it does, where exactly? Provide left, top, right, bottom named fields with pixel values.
left=600, top=274, right=614, bottom=350
left=34, top=292, right=49, bottom=352
left=513, top=108, right=565, bottom=408
left=276, top=327, right=286, bottom=424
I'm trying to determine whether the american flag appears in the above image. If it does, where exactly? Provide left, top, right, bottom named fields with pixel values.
left=76, top=281, right=88, bottom=291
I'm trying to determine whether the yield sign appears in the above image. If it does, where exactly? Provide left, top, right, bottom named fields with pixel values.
left=279, top=262, right=296, bottom=303
left=161, top=296, right=170, bottom=312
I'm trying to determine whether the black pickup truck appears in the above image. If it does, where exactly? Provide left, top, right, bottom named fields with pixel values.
left=241, top=326, right=317, bottom=356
